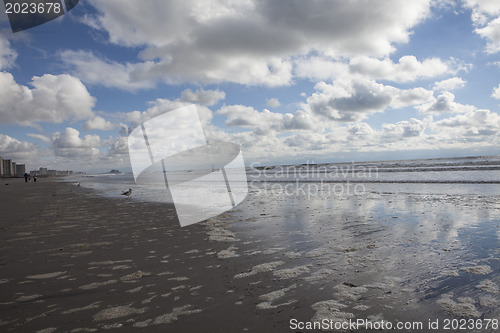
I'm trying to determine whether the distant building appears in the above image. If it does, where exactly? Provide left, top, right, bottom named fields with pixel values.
left=16, top=164, right=26, bottom=176
left=2, top=159, right=13, bottom=176
left=0, top=157, right=28, bottom=177
left=29, top=167, right=73, bottom=177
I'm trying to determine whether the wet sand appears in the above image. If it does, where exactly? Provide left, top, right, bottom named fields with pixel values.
left=0, top=179, right=498, bottom=332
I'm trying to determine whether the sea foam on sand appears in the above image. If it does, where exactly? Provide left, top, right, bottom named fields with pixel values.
left=437, top=295, right=481, bottom=318
left=93, top=305, right=146, bottom=321
left=27, top=271, right=66, bottom=279
left=234, top=261, right=285, bottom=279
left=311, top=300, right=354, bottom=323
left=460, top=265, right=492, bottom=275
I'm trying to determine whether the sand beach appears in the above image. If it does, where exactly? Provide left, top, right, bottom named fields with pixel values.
left=0, top=177, right=498, bottom=332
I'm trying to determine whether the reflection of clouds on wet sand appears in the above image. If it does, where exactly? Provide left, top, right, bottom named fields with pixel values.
left=209, top=181, right=500, bottom=323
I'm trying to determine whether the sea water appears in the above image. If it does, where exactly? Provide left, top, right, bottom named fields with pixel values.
left=73, top=155, right=500, bottom=201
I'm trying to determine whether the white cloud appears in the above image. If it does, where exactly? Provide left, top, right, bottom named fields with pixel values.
left=53, top=127, right=100, bottom=148
left=347, top=122, right=376, bottom=137
left=294, top=56, right=348, bottom=81
left=0, top=134, right=44, bottom=168
left=0, top=133, right=38, bottom=155
left=390, top=87, right=435, bottom=108
left=180, top=88, right=225, bottom=106
left=306, top=80, right=387, bottom=122
left=305, top=79, right=433, bottom=122
left=124, top=98, right=214, bottom=136
left=26, top=133, right=52, bottom=144
left=349, top=56, right=452, bottom=82
left=0, top=32, right=17, bottom=69
left=295, top=55, right=467, bottom=83
left=25, top=128, right=134, bottom=171
left=381, top=118, right=426, bottom=138
left=0, top=72, right=96, bottom=127
left=475, top=17, right=500, bottom=53
left=492, top=83, right=500, bottom=99
left=107, top=136, right=129, bottom=155
left=217, top=105, right=317, bottom=134
left=84, top=116, right=116, bottom=131
left=211, top=105, right=500, bottom=163
left=60, top=50, right=156, bottom=91
left=433, top=109, right=500, bottom=137
left=76, top=0, right=432, bottom=87
left=464, top=0, right=500, bottom=53
left=284, top=132, right=341, bottom=151
left=433, top=77, right=466, bottom=91
left=52, top=127, right=101, bottom=157
left=266, top=98, right=281, bottom=108
left=417, top=92, right=475, bottom=113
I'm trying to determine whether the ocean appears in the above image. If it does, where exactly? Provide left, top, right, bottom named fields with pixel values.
left=73, top=155, right=500, bottom=201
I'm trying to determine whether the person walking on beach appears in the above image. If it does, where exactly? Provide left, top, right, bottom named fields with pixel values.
left=34, top=175, right=37, bottom=182
left=24, top=173, right=28, bottom=183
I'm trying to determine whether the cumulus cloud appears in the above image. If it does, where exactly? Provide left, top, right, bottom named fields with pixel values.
left=52, top=127, right=101, bottom=157
left=305, top=79, right=433, bottom=122
left=0, top=134, right=44, bottom=167
left=475, top=18, right=500, bottom=53
left=73, top=0, right=432, bottom=87
left=464, top=0, right=500, bottom=53
left=107, top=136, right=129, bottom=155
left=60, top=50, right=156, bottom=91
left=123, top=88, right=224, bottom=133
left=180, top=88, right=225, bottom=106
left=53, top=128, right=100, bottom=148
left=217, top=105, right=316, bottom=134
left=433, top=77, right=466, bottom=91
left=433, top=109, right=500, bottom=137
left=123, top=98, right=214, bottom=137
left=294, top=56, right=348, bottom=81
left=492, top=83, right=500, bottom=99
left=0, top=133, right=38, bottom=155
left=0, top=72, right=96, bottom=127
left=213, top=106, right=500, bottom=162
left=347, top=122, right=376, bottom=137
left=25, top=128, right=134, bottom=171
left=0, top=33, right=17, bottom=69
left=123, top=88, right=226, bottom=131
left=381, top=118, right=426, bottom=138
left=417, top=92, right=475, bottom=114
left=349, top=56, right=452, bottom=82
left=84, top=116, right=116, bottom=131
left=391, top=87, right=435, bottom=108
left=295, top=55, right=466, bottom=83
left=266, top=98, right=281, bottom=108
left=306, top=80, right=389, bottom=122
left=284, top=132, right=341, bottom=151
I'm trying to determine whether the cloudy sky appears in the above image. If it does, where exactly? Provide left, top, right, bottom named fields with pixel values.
left=1, top=0, right=500, bottom=172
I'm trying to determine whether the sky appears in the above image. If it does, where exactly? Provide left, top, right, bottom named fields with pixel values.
left=1, top=0, right=500, bottom=173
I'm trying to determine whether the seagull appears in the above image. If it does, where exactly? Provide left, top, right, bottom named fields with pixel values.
left=121, top=188, right=132, bottom=197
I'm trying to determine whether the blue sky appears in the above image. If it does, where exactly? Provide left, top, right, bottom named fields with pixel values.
left=1, top=0, right=500, bottom=172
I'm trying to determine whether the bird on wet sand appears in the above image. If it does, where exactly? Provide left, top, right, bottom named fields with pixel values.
left=121, top=188, right=132, bottom=197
